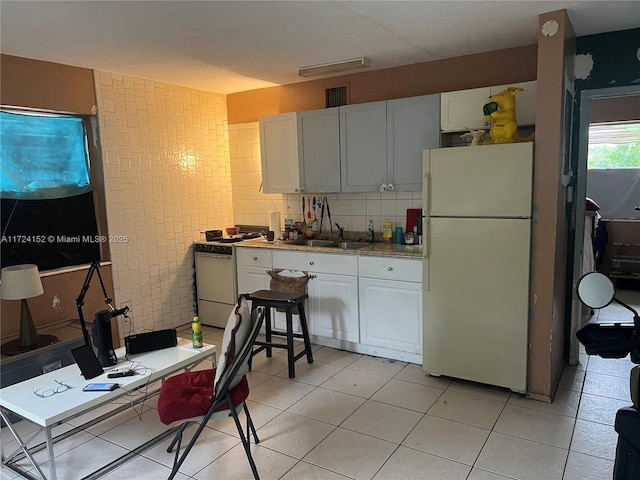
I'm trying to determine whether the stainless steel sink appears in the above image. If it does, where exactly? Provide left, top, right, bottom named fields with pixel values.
left=306, top=239, right=338, bottom=247
left=297, top=239, right=368, bottom=249
left=337, top=241, right=368, bottom=249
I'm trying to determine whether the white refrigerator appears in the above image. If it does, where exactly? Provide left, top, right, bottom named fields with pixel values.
left=422, top=142, right=533, bottom=392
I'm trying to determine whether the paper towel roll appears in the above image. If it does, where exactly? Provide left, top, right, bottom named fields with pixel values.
left=269, top=211, right=281, bottom=232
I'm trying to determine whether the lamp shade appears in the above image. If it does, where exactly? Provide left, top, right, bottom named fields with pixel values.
left=1, top=264, right=44, bottom=300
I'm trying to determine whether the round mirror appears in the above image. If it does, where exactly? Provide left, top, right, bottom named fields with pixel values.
left=577, top=272, right=615, bottom=309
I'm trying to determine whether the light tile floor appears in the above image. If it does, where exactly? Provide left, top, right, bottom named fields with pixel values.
left=2, top=289, right=639, bottom=480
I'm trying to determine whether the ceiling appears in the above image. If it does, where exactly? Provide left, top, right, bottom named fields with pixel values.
left=1, top=1, right=638, bottom=95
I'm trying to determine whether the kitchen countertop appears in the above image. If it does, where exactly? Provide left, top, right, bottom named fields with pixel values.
left=235, top=237, right=422, bottom=259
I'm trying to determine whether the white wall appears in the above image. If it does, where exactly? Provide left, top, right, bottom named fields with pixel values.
left=229, top=122, right=423, bottom=237
left=94, top=72, right=233, bottom=339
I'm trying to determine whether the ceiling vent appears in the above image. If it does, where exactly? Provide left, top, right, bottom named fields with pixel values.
left=325, top=85, right=348, bottom=108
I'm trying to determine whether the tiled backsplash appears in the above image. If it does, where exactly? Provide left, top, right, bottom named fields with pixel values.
left=229, top=122, right=423, bottom=236
left=94, top=72, right=233, bottom=339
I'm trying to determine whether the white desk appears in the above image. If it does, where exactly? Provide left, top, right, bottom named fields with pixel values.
left=1, top=338, right=216, bottom=480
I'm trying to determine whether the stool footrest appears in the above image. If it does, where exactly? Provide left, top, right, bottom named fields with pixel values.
left=266, top=329, right=307, bottom=340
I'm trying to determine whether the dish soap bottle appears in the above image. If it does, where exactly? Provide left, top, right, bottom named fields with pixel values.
left=368, top=219, right=375, bottom=243
left=192, top=316, right=203, bottom=348
left=382, top=222, right=393, bottom=243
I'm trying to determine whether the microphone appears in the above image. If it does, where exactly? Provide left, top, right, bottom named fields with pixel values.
left=110, top=306, right=130, bottom=318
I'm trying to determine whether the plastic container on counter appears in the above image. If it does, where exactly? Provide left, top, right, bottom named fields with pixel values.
left=382, top=222, right=393, bottom=243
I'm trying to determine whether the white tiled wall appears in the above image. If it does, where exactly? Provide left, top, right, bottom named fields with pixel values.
left=229, top=122, right=423, bottom=237
left=94, top=71, right=233, bottom=339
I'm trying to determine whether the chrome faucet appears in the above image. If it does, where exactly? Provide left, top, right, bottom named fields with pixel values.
left=334, top=223, right=345, bottom=240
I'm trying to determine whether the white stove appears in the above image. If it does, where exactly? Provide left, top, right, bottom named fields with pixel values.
left=193, top=225, right=267, bottom=326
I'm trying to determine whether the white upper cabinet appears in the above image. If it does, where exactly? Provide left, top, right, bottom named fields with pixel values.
left=260, top=94, right=440, bottom=194
left=387, top=95, right=440, bottom=192
left=339, top=101, right=388, bottom=193
left=259, top=113, right=301, bottom=193
left=340, top=94, right=440, bottom=192
left=259, top=108, right=340, bottom=194
left=440, top=81, right=537, bottom=133
left=440, top=87, right=491, bottom=133
left=298, top=108, right=341, bottom=193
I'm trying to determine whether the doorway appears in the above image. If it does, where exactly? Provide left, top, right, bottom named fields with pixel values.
left=567, top=85, right=640, bottom=365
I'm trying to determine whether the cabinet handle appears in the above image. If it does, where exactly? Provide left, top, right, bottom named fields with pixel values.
left=309, top=261, right=314, bottom=265
left=380, top=184, right=386, bottom=192
left=253, top=257, right=258, bottom=261
left=387, top=183, right=394, bottom=191
left=387, top=266, right=393, bottom=271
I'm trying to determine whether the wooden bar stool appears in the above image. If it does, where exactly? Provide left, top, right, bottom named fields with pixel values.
left=245, top=290, right=313, bottom=378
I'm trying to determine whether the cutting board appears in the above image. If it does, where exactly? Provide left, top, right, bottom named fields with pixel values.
left=406, top=208, right=422, bottom=233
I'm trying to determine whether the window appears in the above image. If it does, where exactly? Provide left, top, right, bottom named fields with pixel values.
left=588, top=122, right=640, bottom=169
left=1, top=110, right=100, bottom=271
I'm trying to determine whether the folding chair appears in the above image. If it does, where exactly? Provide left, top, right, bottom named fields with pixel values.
left=157, top=295, right=265, bottom=480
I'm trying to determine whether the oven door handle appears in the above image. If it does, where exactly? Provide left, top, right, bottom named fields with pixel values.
left=196, top=253, right=233, bottom=259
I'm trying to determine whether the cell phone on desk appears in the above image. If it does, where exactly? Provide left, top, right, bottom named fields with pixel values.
left=82, top=383, right=119, bottom=392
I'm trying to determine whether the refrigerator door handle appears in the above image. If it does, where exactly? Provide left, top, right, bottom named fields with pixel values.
left=423, top=217, right=430, bottom=259
left=423, top=173, right=431, bottom=215
left=423, top=149, right=431, bottom=215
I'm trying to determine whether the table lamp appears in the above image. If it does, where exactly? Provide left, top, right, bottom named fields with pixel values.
left=1, top=264, right=57, bottom=355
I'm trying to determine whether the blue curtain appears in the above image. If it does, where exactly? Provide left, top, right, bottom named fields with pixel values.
left=0, top=111, right=92, bottom=199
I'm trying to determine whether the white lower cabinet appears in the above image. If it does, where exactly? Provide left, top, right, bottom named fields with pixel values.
left=309, top=272, right=359, bottom=342
left=272, top=250, right=359, bottom=343
left=236, top=248, right=272, bottom=295
left=236, top=247, right=303, bottom=333
left=358, top=256, right=423, bottom=355
left=237, top=246, right=423, bottom=362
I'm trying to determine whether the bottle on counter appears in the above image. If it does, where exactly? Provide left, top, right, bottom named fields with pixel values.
left=382, top=222, right=393, bottom=243
left=192, top=316, right=203, bottom=348
left=368, top=219, right=375, bottom=243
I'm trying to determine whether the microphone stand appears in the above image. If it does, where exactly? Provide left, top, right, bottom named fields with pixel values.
left=75, top=261, right=116, bottom=347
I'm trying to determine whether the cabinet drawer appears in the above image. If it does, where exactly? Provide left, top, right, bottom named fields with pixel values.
left=358, top=256, right=422, bottom=282
left=236, top=247, right=272, bottom=268
left=272, top=250, right=357, bottom=275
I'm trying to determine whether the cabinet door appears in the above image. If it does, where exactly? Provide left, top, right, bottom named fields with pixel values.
left=490, top=81, right=537, bottom=126
left=359, top=278, right=422, bottom=354
left=299, top=108, right=341, bottom=193
left=259, top=113, right=301, bottom=193
left=310, top=273, right=359, bottom=342
left=440, top=87, right=491, bottom=133
left=236, top=266, right=270, bottom=297
left=340, top=102, right=387, bottom=192
left=387, top=95, right=440, bottom=191
left=236, top=248, right=272, bottom=301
